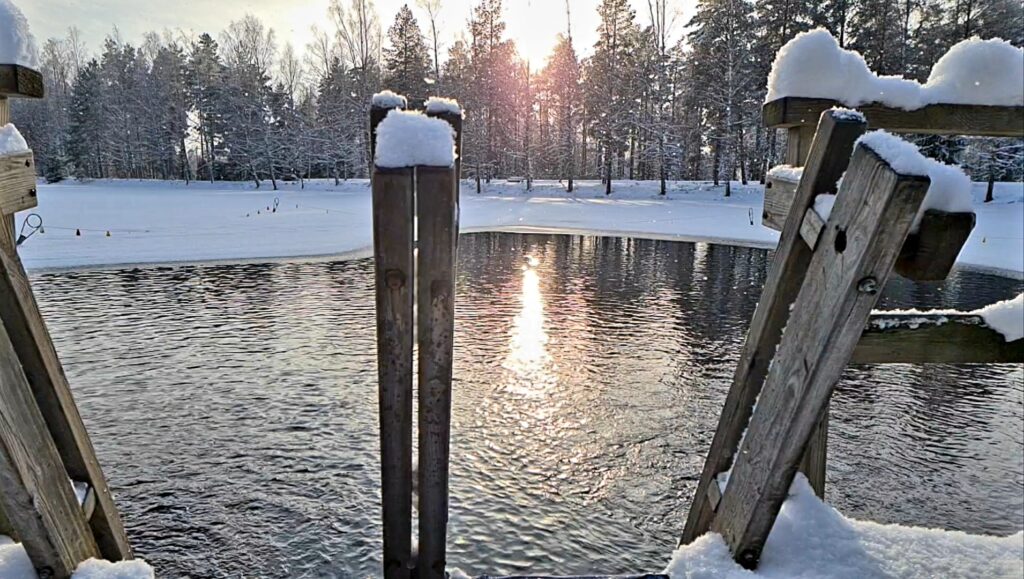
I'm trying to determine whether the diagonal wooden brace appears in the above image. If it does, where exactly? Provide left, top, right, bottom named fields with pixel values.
left=711, top=144, right=931, bottom=569
left=680, top=109, right=867, bottom=546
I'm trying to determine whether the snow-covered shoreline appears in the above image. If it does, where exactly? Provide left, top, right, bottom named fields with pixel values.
left=16, top=178, right=1024, bottom=279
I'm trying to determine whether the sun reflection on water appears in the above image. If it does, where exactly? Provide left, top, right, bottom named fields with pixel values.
left=503, top=255, right=556, bottom=396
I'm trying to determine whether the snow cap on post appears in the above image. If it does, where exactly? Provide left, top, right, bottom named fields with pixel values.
left=375, top=109, right=456, bottom=169
left=0, top=123, right=28, bottom=155
left=767, top=28, right=1024, bottom=109
left=0, top=0, right=38, bottom=68
left=371, top=90, right=407, bottom=109
left=856, top=130, right=973, bottom=230
left=424, top=97, right=463, bottom=117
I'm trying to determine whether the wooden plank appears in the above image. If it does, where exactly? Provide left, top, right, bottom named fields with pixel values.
left=799, top=207, right=825, bottom=250
left=853, top=313, right=1024, bottom=364
left=0, top=248, right=132, bottom=561
left=784, top=125, right=816, bottom=166
left=712, top=144, right=931, bottom=569
left=372, top=166, right=415, bottom=579
left=0, top=151, right=39, bottom=215
left=416, top=165, right=459, bottom=579
left=895, top=210, right=975, bottom=281
left=0, top=65, right=44, bottom=99
left=0, top=318, right=100, bottom=577
left=680, top=109, right=868, bottom=546
left=426, top=107, right=464, bottom=182
left=763, top=175, right=798, bottom=230
left=764, top=97, right=1024, bottom=137
left=370, top=101, right=404, bottom=171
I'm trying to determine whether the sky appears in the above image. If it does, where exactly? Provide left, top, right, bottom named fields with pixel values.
left=20, top=0, right=696, bottom=68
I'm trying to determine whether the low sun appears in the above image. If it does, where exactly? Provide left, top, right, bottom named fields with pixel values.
left=506, top=0, right=571, bottom=68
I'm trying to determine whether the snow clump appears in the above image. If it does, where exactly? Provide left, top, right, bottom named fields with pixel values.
left=371, top=90, right=407, bottom=109
left=0, top=0, right=37, bottom=68
left=0, top=123, right=28, bottom=155
left=375, top=110, right=456, bottom=168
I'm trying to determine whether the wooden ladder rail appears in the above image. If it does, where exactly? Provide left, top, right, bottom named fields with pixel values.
left=759, top=96, right=1024, bottom=502
left=0, top=64, right=132, bottom=577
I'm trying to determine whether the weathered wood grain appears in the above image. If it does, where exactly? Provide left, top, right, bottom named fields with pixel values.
left=370, top=101, right=404, bottom=169
left=0, top=320, right=99, bottom=577
left=853, top=313, right=1024, bottom=364
left=680, top=110, right=867, bottom=546
left=784, top=125, right=816, bottom=166
left=764, top=97, right=1024, bottom=137
left=416, top=165, right=459, bottom=579
left=0, top=151, right=39, bottom=215
left=799, top=207, right=825, bottom=250
left=763, top=175, right=798, bottom=230
left=0, top=65, right=45, bottom=99
left=0, top=247, right=132, bottom=561
left=371, top=166, right=415, bottom=579
left=712, top=145, right=930, bottom=569
left=895, top=210, right=975, bottom=281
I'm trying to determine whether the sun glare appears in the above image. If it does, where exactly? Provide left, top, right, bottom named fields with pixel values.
left=506, top=0, right=570, bottom=68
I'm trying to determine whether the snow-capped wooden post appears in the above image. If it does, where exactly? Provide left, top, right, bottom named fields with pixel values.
left=425, top=97, right=464, bottom=183
left=370, top=91, right=415, bottom=579
left=372, top=103, right=459, bottom=579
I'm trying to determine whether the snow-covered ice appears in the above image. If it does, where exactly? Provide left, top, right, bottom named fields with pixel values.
left=767, top=29, right=1024, bottom=109
left=665, top=475, right=1023, bottom=579
left=856, top=131, right=973, bottom=229
left=371, top=90, right=406, bottom=109
left=0, top=0, right=37, bottom=68
left=375, top=110, right=456, bottom=168
left=0, top=124, right=28, bottom=155
left=425, top=96, right=463, bottom=116
left=14, top=178, right=1022, bottom=278
left=0, top=536, right=153, bottom=579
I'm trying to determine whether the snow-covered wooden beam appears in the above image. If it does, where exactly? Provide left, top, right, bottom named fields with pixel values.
left=853, top=313, right=1023, bottom=364
left=763, top=97, right=1024, bottom=137
left=0, top=64, right=44, bottom=99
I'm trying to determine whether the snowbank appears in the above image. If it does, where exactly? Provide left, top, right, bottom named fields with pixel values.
left=0, top=123, right=28, bottom=155
left=0, top=537, right=154, bottom=578
left=371, top=90, right=407, bottom=109
left=665, top=475, right=1024, bottom=579
left=857, top=131, right=973, bottom=229
left=425, top=96, right=463, bottom=116
left=766, top=29, right=1024, bottom=109
left=0, top=0, right=37, bottom=68
left=375, top=110, right=456, bottom=168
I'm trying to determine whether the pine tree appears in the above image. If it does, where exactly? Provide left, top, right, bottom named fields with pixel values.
left=384, top=5, right=433, bottom=100
left=538, top=35, right=581, bottom=191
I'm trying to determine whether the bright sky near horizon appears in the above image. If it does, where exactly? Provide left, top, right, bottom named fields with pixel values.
left=21, top=0, right=696, bottom=67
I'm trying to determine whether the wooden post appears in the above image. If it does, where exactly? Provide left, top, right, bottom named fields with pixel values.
left=416, top=165, right=459, bottom=579
left=712, top=144, right=931, bottom=568
left=370, top=100, right=404, bottom=173
left=0, top=319, right=100, bottom=577
left=425, top=108, right=463, bottom=186
left=0, top=249, right=133, bottom=561
left=681, top=110, right=867, bottom=546
left=372, top=166, right=415, bottom=579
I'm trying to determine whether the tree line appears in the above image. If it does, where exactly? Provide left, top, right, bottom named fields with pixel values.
left=12, top=0, right=1024, bottom=193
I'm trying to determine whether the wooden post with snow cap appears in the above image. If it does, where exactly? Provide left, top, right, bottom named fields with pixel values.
left=371, top=100, right=415, bottom=579
left=425, top=97, right=464, bottom=184
left=370, top=91, right=408, bottom=177
left=0, top=64, right=43, bottom=250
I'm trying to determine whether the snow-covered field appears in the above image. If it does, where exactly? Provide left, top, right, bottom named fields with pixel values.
left=16, top=178, right=1024, bottom=278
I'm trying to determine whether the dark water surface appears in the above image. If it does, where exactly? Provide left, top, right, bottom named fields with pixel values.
left=31, top=233, right=1023, bottom=578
